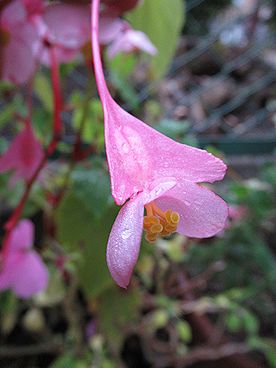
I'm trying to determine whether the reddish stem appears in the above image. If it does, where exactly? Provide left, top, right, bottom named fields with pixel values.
left=1, top=47, right=62, bottom=260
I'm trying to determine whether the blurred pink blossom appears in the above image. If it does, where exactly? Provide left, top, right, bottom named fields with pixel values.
left=92, top=0, right=228, bottom=289
left=0, top=122, right=43, bottom=184
left=0, top=0, right=41, bottom=84
left=34, top=3, right=91, bottom=66
left=0, top=220, right=48, bottom=298
left=107, top=26, right=157, bottom=58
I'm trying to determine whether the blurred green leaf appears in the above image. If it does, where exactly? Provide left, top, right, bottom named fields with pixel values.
left=72, top=99, right=104, bottom=147
left=0, top=96, right=22, bottom=129
left=127, top=0, right=185, bottom=79
left=176, top=320, right=192, bottom=343
left=71, top=166, right=112, bottom=219
left=225, top=312, right=242, bottom=333
left=56, top=185, right=118, bottom=298
left=98, top=286, right=141, bottom=349
left=34, top=73, right=53, bottom=112
left=155, top=119, right=189, bottom=139
left=267, top=350, right=276, bottom=368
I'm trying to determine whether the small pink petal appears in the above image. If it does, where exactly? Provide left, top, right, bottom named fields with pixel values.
left=0, top=124, right=43, bottom=182
left=156, top=181, right=229, bottom=238
left=107, top=194, right=144, bottom=288
left=99, top=16, right=125, bottom=45
left=8, top=220, right=34, bottom=252
left=107, top=29, right=157, bottom=58
left=10, top=251, right=48, bottom=298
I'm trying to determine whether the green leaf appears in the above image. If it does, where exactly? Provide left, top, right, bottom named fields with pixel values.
left=176, top=320, right=192, bottom=343
left=34, top=73, right=53, bottom=112
left=98, top=286, right=141, bottom=349
left=72, top=99, right=104, bottom=147
left=55, top=190, right=118, bottom=298
left=71, top=166, right=112, bottom=219
left=127, top=0, right=185, bottom=79
left=0, top=96, right=23, bottom=129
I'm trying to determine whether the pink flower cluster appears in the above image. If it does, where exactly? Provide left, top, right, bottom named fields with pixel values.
left=0, top=0, right=156, bottom=85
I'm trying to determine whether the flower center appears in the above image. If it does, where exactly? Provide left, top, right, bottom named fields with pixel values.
left=0, top=29, right=10, bottom=47
left=143, top=201, right=180, bottom=243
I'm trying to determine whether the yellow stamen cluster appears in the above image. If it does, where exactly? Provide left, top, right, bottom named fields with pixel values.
left=143, top=202, right=180, bottom=243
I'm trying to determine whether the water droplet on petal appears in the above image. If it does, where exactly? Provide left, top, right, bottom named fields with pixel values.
left=121, top=143, right=129, bottom=153
left=184, top=200, right=191, bottom=207
left=121, top=229, right=132, bottom=240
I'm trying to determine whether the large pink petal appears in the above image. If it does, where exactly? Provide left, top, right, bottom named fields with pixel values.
left=91, top=1, right=226, bottom=206
left=8, top=220, right=34, bottom=252
left=102, top=100, right=227, bottom=205
left=156, top=181, right=228, bottom=238
left=10, top=251, right=48, bottom=298
left=43, top=4, right=90, bottom=49
left=106, top=194, right=144, bottom=288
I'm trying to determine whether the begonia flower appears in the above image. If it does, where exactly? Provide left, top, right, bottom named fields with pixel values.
left=91, top=0, right=228, bottom=288
left=0, top=122, right=43, bottom=184
left=0, top=0, right=41, bottom=84
left=0, top=220, right=48, bottom=298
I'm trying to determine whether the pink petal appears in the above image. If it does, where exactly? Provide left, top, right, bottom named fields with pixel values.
left=101, top=99, right=226, bottom=205
left=0, top=124, right=43, bottom=182
left=156, top=181, right=228, bottom=238
left=99, top=16, right=125, bottom=45
left=43, top=4, right=90, bottom=49
left=107, top=29, right=157, bottom=58
left=8, top=220, right=34, bottom=252
left=1, top=33, right=36, bottom=84
left=23, top=0, right=44, bottom=16
left=0, top=0, right=26, bottom=29
left=10, top=251, right=48, bottom=298
left=106, top=194, right=144, bottom=288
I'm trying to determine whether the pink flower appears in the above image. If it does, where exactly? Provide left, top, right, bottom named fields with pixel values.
left=0, top=220, right=48, bottom=298
left=91, top=0, right=228, bottom=288
left=0, top=122, right=43, bottom=184
left=0, top=0, right=40, bottom=84
left=107, top=26, right=157, bottom=58
left=34, top=3, right=91, bottom=66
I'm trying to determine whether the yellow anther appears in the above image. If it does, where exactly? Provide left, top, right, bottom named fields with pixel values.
left=144, top=201, right=180, bottom=242
left=145, top=232, right=158, bottom=243
left=150, top=223, right=163, bottom=234
left=144, top=216, right=160, bottom=226
left=170, top=212, right=180, bottom=224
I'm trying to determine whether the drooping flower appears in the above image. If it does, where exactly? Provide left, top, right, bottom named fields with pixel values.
left=0, top=0, right=41, bottom=84
left=0, top=220, right=48, bottom=298
left=91, top=0, right=228, bottom=288
left=0, top=122, right=43, bottom=184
